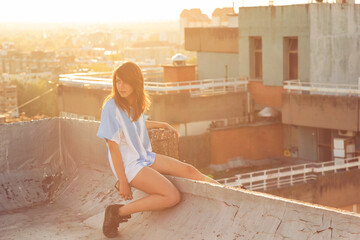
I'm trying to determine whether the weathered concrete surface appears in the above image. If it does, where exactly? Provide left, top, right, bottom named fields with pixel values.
left=1, top=119, right=360, bottom=240
left=238, top=4, right=310, bottom=86
left=197, top=52, right=239, bottom=80
left=1, top=170, right=360, bottom=240
left=149, top=92, right=248, bottom=124
left=58, top=85, right=248, bottom=124
left=185, top=28, right=238, bottom=53
left=237, top=4, right=360, bottom=86
left=309, top=3, right=360, bottom=84
left=282, top=92, right=359, bottom=131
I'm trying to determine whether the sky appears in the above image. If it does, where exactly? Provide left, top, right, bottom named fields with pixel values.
left=0, top=0, right=357, bottom=23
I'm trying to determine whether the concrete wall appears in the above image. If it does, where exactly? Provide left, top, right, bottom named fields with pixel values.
left=2, top=119, right=360, bottom=239
left=58, top=85, right=248, bottom=124
left=237, top=4, right=360, bottom=85
left=268, top=169, right=360, bottom=210
left=0, top=118, right=179, bottom=213
left=249, top=80, right=284, bottom=108
left=185, top=27, right=238, bottom=53
left=283, top=124, right=300, bottom=158
left=309, top=4, right=360, bottom=84
left=179, top=133, right=211, bottom=168
left=185, top=4, right=360, bottom=86
left=197, top=52, right=239, bottom=80
left=282, top=92, right=359, bottom=131
left=149, top=92, right=248, bottom=124
left=210, top=123, right=284, bottom=165
left=238, top=5, right=311, bottom=86
left=58, top=85, right=109, bottom=120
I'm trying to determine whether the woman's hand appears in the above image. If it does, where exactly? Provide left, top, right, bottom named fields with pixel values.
left=145, top=120, right=179, bottom=137
left=116, top=180, right=133, bottom=201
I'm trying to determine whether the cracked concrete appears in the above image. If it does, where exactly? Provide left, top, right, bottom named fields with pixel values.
left=1, top=118, right=360, bottom=239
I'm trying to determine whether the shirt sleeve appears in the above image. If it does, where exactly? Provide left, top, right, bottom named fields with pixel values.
left=97, top=100, right=122, bottom=145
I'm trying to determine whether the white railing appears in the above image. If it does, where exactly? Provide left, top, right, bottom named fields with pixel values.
left=59, top=73, right=248, bottom=96
left=145, top=78, right=248, bottom=96
left=217, top=157, right=360, bottom=191
left=284, top=80, right=360, bottom=96
left=59, top=73, right=112, bottom=88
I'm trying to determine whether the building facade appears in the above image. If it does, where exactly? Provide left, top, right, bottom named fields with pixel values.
left=185, top=2, right=360, bottom=164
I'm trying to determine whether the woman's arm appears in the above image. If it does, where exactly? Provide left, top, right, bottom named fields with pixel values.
left=145, top=120, right=179, bottom=136
left=145, top=120, right=167, bottom=129
left=106, top=139, right=133, bottom=200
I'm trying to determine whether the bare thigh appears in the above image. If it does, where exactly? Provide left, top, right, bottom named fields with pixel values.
left=150, top=153, right=199, bottom=178
left=130, top=166, right=179, bottom=196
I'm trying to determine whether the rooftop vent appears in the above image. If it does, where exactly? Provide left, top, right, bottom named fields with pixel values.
left=171, top=53, right=187, bottom=66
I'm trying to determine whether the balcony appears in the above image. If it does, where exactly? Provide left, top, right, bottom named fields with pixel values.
left=284, top=80, right=360, bottom=96
left=282, top=80, right=360, bottom=131
left=59, top=73, right=249, bottom=123
left=59, top=73, right=248, bottom=97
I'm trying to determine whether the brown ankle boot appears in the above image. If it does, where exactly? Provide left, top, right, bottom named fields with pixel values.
left=102, top=204, right=131, bottom=238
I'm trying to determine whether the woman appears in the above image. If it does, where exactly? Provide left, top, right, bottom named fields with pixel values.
left=97, top=62, right=219, bottom=238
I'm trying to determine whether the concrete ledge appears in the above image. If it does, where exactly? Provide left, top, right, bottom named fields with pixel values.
left=83, top=176, right=360, bottom=240
left=1, top=119, right=360, bottom=239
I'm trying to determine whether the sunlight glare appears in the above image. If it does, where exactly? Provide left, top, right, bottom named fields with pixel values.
left=0, top=0, right=359, bottom=22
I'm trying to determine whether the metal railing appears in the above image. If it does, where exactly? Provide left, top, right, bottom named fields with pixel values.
left=217, top=157, right=360, bottom=191
left=145, top=78, right=248, bottom=96
left=59, top=73, right=248, bottom=96
left=59, top=72, right=111, bottom=88
left=284, top=80, right=360, bottom=96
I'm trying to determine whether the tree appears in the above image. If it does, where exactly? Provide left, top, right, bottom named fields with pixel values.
left=10, top=79, right=59, bottom=118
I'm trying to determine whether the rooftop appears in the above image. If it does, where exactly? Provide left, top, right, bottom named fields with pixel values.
left=1, top=118, right=360, bottom=239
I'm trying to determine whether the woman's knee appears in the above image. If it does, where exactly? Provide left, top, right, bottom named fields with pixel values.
left=165, top=188, right=181, bottom=207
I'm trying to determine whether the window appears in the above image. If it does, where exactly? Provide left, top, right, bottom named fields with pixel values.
left=250, top=37, right=262, bottom=79
left=284, top=37, right=298, bottom=80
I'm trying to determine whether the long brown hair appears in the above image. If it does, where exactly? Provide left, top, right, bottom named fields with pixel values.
left=103, top=62, right=151, bottom=121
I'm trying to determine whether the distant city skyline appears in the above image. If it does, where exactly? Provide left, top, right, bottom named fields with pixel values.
left=1, top=0, right=354, bottom=23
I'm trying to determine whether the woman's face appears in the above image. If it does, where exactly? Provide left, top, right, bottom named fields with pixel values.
left=116, top=77, right=134, bottom=99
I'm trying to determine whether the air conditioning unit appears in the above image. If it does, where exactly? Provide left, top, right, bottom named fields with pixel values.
left=338, top=130, right=356, bottom=137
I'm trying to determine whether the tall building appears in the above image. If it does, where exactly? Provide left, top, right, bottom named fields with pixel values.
left=185, top=2, right=360, bottom=164
left=179, top=9, right=211, bottom=45
left=0, top=49, right=59, bottom=76
left=211, top=7, right=235, bottom=26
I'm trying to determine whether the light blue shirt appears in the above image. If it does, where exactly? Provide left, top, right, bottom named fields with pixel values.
left=97, top=98, right=155, bottom=182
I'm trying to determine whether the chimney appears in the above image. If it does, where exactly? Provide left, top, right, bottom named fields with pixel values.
left=162, top=53, right=196, bottom=83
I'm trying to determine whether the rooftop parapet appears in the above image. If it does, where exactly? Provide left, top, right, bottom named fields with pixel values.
left=59, top=72, right=248, bottom=97
left=284, top=80, right=360, bottom=96
left=1, top=118, right=360, bottom=239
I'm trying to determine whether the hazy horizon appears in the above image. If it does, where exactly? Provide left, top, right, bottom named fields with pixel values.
left=1, top=0, right=351, bottom=23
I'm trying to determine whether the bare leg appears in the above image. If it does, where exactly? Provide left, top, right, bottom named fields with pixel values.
left=118, top=166, right=181, bottom=217
left=150, top=153, right=220, bottom=185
